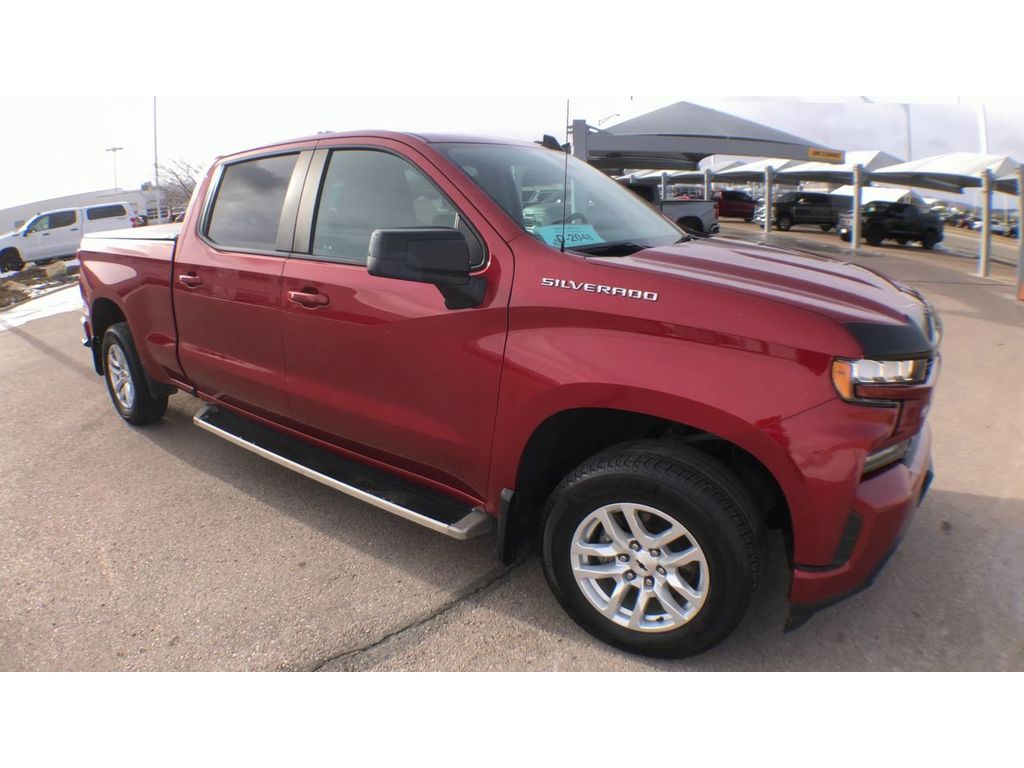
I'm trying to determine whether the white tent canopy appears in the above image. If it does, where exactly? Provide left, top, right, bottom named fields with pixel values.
left=777, top=150, right=904, bottom=183
left=715, top=157, right=805, bottom=182
left=870, top=152, right=1019, bottom=191
left=618, top=160, right=745, bottom=187
left=831, top=185, right=923, bottom=204
left=573, top=101, right=844, bottom=173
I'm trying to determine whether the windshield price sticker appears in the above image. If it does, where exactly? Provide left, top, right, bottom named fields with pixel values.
left=535, top=224, right=605, bottom=248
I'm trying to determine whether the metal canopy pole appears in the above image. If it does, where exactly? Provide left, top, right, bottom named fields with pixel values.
left=1017, top=165, right=1024, bottom=300
left=703, top=167, right=712, bottom=200
left=978, top=169, right=993, bottom=276
left=763, top=166, right=774, bottom=239
left=660, top=172, right=669, bottom=203
left=852, top=164, right=864, bottom=254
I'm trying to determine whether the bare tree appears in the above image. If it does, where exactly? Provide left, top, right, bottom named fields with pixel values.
left=157, top=158, right=204, bottom=212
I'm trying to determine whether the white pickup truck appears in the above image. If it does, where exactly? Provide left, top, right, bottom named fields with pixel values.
left=0, top=202, right=139, bottom=272
left=619, top=183, right=720, bottom=235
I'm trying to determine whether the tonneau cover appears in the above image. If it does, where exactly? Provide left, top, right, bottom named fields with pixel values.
left=82, top=223, right=181, bottom=241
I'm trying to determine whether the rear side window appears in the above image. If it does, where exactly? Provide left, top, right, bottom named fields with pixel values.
left=311, top=149, right=485, bottom=267
left=206, top=153, right=298, bottom=251
left=86, top=204, right=127, bottom=220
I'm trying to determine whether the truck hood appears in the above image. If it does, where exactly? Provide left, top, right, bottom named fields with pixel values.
left=589, top=236, right=927, bottom=329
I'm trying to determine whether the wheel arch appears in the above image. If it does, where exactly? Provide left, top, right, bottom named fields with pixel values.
left=89, top=297, right=127, bottom=374
left=497, top=406, right=791, bottom=565
left=676, top=217, right=704, bottom=233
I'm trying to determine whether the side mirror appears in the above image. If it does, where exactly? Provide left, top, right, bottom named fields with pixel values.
left=368, top=228, right=485, bottom=310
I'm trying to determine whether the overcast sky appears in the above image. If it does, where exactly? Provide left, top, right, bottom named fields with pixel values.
left=2, top=95, right=1020, bottom=212
left=3, top=1, right=1022, bottom=212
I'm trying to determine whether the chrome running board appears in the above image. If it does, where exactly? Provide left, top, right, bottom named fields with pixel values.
left=193, top=405, right=493, bottom=540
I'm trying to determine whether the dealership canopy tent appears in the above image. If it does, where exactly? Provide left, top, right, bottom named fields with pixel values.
left=871, top=152, right=1021, bottom=276
left=776, top=150, right=905, bottom=184
left=831, top=185, right=924, bottom=205
left=571, top=101, right=844, bottom=174
left=616, top=160, right=746, bottom=197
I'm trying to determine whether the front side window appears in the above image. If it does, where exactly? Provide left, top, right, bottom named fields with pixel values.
left=206, top=153, right=298, bottom=251
left=436, top=143, right=682, bottom=253
left=312, top=149, right=484, bottom=267
left=87, top=204, right=127, bottom=220
left=26, top=215, right=50, bottom=233
left=28, top=211, right=76, bottom=231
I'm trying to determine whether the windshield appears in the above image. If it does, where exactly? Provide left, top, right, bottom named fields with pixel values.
left=435, top=142, right=682, bottom=252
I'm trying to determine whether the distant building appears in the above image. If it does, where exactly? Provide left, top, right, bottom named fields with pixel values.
left=0, top=186, right=170, bottom=233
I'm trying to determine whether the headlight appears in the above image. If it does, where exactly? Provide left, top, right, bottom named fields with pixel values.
left=831, top=358, right=930, bottom=402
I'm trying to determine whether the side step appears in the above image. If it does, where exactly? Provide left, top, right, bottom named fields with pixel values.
left=193, top=405, right=493, bottom=540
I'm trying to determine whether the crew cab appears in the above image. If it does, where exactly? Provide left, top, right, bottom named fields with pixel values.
left=78, top=131, right=939, bottom=658
left=754, top=191, right=853, bottom=232
left=838, top=201, right=945, bottom=249
left=714, top=189, right=757, bottom=221
left=0, top=202, right=137, bottom=272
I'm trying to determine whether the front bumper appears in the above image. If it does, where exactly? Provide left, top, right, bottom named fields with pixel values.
left=786, top=424, right=933, bottom=628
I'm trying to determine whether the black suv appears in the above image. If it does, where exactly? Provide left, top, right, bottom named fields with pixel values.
left=754, top=192, right=852, bottom=231
left=837, top=201, right=945, bottom=249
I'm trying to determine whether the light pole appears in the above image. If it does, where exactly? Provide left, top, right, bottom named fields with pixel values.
left=105, top=146, right=124, bottom=190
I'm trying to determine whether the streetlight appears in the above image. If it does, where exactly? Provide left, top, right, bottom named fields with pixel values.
left=105, top=146, right=124, bottom=190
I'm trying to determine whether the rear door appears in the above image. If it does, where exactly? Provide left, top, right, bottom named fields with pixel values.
left=173, top=146, right=314, bottom=419
left=279, top=139, right=512, bottom=498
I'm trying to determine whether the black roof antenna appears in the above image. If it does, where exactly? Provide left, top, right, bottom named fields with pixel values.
left=559, top=99, right=570, bottom=253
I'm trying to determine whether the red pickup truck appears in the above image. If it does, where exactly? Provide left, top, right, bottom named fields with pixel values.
left=78, top=131, right=939, bottom=657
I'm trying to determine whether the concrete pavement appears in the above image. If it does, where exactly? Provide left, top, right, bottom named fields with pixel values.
left=1, top=239, right=1021, bottom=671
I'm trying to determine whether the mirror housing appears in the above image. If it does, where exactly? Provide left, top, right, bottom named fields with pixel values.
left=367, top=228, right=485, bottom=309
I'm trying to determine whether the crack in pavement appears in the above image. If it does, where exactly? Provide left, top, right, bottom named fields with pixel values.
left=306, top=558, right=532, bottom=672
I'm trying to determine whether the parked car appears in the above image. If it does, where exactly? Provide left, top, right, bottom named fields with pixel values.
left=837, top=201, right=944, bottom=249
left=713, top=189, right=756, bottom=221
left=626, top=184, right=720, bottom=234
left=0, top=201, right=137, bottom=272
left=753, top=191, right=852, bottom=231
left=78, top=131, right=938, bottom=658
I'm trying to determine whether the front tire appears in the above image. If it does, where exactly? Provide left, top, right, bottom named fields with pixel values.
left=0, top=249, right=23, bottom=273
left=776, top=214, right=792, bottom=231
left=541, top=442, right=764, bottom=658
left=921, top=231, right=938, bottom=249
left=102, top=322, right=168, bottom=425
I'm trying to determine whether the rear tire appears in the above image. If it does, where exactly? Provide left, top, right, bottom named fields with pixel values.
left=541, top=441, right=764, bottom=658
left=101, top=322, right=168, bottom=426
left=866, top=225, right=885, bottom=246
left=776, top=214, right=792, bottom=231
left=820, top=224, right=833, bottom=232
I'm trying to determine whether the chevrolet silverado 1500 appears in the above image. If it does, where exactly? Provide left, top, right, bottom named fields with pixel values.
left=78, top=131, right=939, bottom=657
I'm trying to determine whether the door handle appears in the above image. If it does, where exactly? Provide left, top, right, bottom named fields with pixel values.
left=179, top=273, right=202, bottom=288
left=288, top=289, right=329, bottom=307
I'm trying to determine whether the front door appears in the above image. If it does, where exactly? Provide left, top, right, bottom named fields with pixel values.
left=280, top=142, right=511, bottom=498
left=173, top=148, right=312, bottom=420
left=23, top=209, right=79, bottom=261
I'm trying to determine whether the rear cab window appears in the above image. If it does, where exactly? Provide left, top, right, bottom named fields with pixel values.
left=204, top=153, right=299, bottom=251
